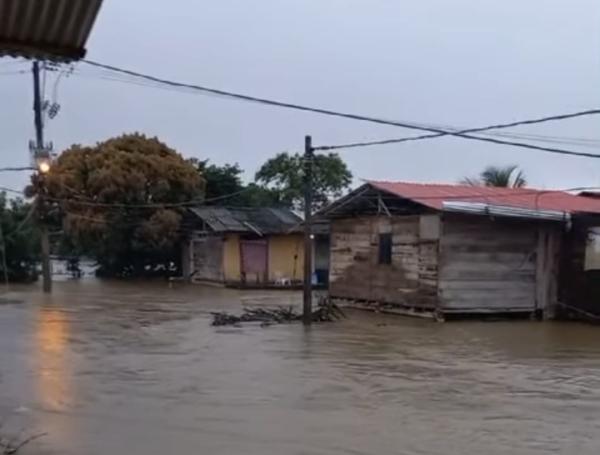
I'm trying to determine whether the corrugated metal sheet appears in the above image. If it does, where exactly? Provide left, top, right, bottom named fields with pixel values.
left=369, top=181, right=600, bottom=216
left=442, top=201, right=571, bottom=222
left=189, top=207, right=302, bottom=235
left=0, top=0, right=103, bottom=61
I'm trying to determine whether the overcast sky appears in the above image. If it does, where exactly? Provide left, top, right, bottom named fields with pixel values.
left=1, top=0, right=600, bottom=192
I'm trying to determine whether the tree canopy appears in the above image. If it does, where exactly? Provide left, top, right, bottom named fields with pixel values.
left=255, top=152, right=352, bottom=209
left=36, top=133, right=204, bottom=277
left=0, top=194, right=39, bottom=282
left=191, top=159, right=280, bottom=207
left=462, top=165, right=526, bottom=188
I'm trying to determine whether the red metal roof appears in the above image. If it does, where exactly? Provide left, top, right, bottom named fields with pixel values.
left=369, top=181, right=600, bottom=215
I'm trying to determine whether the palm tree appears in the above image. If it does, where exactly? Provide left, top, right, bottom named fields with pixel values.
left=462, top=165, right=526, bottom=188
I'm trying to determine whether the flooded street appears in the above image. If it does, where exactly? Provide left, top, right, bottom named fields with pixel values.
left=2, top=281, right=600, bottom=454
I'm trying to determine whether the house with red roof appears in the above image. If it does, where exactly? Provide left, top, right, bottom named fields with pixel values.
left=319, top=181, right=600, bottom=319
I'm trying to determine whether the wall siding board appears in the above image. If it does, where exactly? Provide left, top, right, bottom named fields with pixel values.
left=439, top=215, right=538, bottom=312
left=329, top=215, right=439, bottom=309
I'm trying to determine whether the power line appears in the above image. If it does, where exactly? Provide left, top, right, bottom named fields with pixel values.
left=0, top=186, right=25, bottom=195
left=3, top=202, right=37, bottom=240
left=46, top=184, right=255, bottom=209
left=0, top=69, right=28, bottom=76
left=82, top=60, right=600, bottom=159
left=69, top=67, right=600, bottom=149
left=313, top=109, right=600, bottom=152
left=0, top=166, right=34, bottom=172
left=73, top=65, right=600, bottom=149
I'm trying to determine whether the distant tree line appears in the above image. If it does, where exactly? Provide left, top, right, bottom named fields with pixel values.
left=4, top=132, right=526, bottom=281
left=19, top=133, right=353, bottom=279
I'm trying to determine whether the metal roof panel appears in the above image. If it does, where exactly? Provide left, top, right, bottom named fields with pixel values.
left=0, top=0, right=103, bottom=61
left=368, top=181, right=600, bottom=216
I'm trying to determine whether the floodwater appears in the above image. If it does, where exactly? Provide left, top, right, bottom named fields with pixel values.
left=2, top=281, right=600, bottom=454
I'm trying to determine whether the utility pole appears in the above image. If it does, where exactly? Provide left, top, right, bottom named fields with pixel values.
left=32, top=61, right=52, bottom=294
left=303, top=135, right=313, bottom=325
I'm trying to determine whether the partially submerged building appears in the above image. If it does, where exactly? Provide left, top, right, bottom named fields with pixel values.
left=182, top=207, right=305, bottom=287
left=319, top=181, right=600, bottom=319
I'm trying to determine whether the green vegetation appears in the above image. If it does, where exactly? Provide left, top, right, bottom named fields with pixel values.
left=191, top=159, right=279, bottom=207
left=0, top=194, right=39, bottom=283
left=14, top=135, right=353, bottom=279
left=255, top=151, right=352, bottom=209
left=462, top=165, right=526, bottom=188
left=32, top=133, right=204, bottom=278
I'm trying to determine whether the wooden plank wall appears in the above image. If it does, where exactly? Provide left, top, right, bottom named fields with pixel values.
left=438, top=215, right=539, bottom=312
left=191, top=236, right=224, bottom=282
left=535, top=226, right=561, bottom=317
left=329, top=215, right=438, bottom=309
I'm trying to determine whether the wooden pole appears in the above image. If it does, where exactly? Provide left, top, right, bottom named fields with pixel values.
left=32, top=61, right=52, bottom=294
left=303, top=135, right=313, bottom=325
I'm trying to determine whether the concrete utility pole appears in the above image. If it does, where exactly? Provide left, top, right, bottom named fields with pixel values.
left=303, top=135, right=313, bottom=325
left=32, top=61, right=52, bottom=294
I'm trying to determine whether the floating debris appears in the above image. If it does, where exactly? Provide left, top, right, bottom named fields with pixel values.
left=211, top=298, right=345, bottom=327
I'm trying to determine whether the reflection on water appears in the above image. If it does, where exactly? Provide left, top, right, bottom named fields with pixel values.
left=2, top=280, right=600, bottom=455
left=34, top=307, right=71, bottom=412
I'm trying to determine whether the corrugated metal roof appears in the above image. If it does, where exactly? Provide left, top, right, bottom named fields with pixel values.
left=189, top=207, right=302, bottom=235
left=0, top=0, right=103, bottom=61
left=369, top=181, right=600, bottom=216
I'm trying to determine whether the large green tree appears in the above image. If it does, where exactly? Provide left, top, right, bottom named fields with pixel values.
left=462, top=165, right=527, bottom=188
left=255, top=152, right=352, bottom=209
left=0, top=194, right=39, bottom=282
left=35, top=133, right=204, bottom=277
left=190, top=159, right=282, bottom=207
left=193, top=160, right=244, bottom=202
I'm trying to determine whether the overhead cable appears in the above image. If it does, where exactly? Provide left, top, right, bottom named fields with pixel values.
left=82, top=59, right=600, bottom=159
left=314, top=109, right=600, bottom=151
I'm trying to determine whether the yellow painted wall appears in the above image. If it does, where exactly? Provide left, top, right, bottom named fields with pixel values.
left=222, top=233, right=305, bottom=283
left=223, top=234, right=241, bottom=282
left=268, top=234, right=304, bottom=282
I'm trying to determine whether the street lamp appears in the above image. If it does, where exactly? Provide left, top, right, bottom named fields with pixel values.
left=38, top=160, right=51, bottom=174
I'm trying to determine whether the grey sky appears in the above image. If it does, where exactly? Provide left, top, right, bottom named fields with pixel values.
left=1, top=0, right=600, bottom=193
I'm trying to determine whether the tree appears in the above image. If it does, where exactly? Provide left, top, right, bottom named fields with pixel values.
left=193, top=160, right=244, bottom=202
left=33, top=133, right=204, bottom=277
left=0, top=194, right=39, bottom=282
left=190, top=159, right=286, bottom=207
left=255, top=152, right=352, bottom=209
left=462, top=165, right=526, bottom=188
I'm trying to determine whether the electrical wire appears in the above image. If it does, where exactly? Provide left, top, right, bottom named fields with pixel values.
left=53, top=65, right=600, bottom=149
left=0, top=166, right=34, bottom=172
left=42, top=183, right=600, bottom=211
left=0, top=186, right=25, bottom=195
left=74, top=64, right=600, bottom=149
left=47, top=184, right=256, bottom=209
left=81, top=59, right=600, bottom=159
left=3, top=202, right=37, bottom=240
left=313, top=109, right=600, bottom=152
left=0, top=69, right=28, bottom=76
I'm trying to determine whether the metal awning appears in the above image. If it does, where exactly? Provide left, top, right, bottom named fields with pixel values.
left=0, top=0, right=103, bottom=62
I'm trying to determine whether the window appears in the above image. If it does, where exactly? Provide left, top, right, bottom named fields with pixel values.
left=378, top=233, right=392, bottom=265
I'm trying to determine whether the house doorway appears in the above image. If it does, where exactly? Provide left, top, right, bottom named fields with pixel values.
left=240, top=239, right=268, bottom=284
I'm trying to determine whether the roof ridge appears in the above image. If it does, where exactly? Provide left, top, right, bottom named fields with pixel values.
left=366, top=179, right=565, bottom=194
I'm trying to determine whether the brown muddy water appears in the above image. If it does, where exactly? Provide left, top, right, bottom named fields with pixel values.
left=2, top=280, right=600, bottom=454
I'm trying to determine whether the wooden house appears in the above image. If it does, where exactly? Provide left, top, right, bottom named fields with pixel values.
left=182, top=207, right=305, bottom=287
left=319, top=181, right=600, bottom=319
